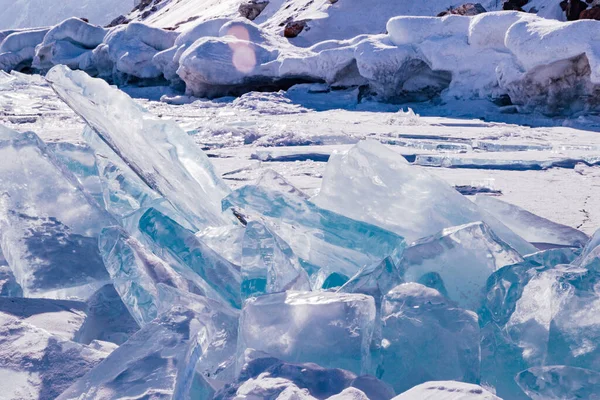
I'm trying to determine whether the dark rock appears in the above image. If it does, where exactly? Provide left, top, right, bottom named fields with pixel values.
left=239, top=0, right=270, bottom=20
left=503, top=0, right=528, bottom=11
left=437, top=3, right=486, bottom=16
left=560, top=0, right=588, bottom=20
left=284, top=20, right=307, bottom=38
left=106, top=15, right=131, bottom=28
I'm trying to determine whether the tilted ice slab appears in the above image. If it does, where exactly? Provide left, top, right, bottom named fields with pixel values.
left=0, top=126, right=112, bottom=299
left=58, top=307, right=209, bottom=400
left=138, top=207, right=242, bottom=309
left=516, top=366, right=600, bottom=400
left=380, top=283, right=480, bottom=394
left=392, top=381, right=501, bottom=400
left=46, top=65, right=232, bottom=231
left=399, top=222, right=523, bottom=311
left=99, top=226, right=190, bottom=326
left=0, top=312, right=108, bottom=400
left=241, top=220, right=310, bottom=299
left=313, top=140, right=536, bottom=255
left=223, top=170, right=406, bottom=282
left=474, top=195, right=590, bottom=248
left=238, top=291, right=376, bottom=376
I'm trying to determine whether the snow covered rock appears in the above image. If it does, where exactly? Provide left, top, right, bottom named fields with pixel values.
left=380, top=283, right=480, bottom=394
left=392, top=381, right=501, bottom=399
left=103, top=22, right=178, bottom=80
left=474, top=195, right=590, bottom=248
left=0, top=126, right=113, bottom=300
left=0, top=28, right=48, bottom=71
left=399, top=221, right=523, bottom=310
left=33, top=18, right=108, bottom=74
left=238, top=291, right=376, bottom=375
left=313, top=140, right=536, bottom=255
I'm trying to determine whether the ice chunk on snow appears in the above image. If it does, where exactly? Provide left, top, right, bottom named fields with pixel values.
left=380, top=283, right=480, bottom=394
left=138, top=207, right=242, bottom=308
left=328, top=387, right=369, bottom=400
left=474, top=195, right=589, bottom=248
left=157, top=285, right=239, bottom=383
left=0, top=126, right=112, bottom=300
left=242, top=220, right=310, bottom=299
left=46, top=65, right=232, bottom=231
left=238, top=291, right=376, bottom=375
left=58, top=307, right=208, bottom=400
left=339, top=256, right=401, bottom=308
left=0, top=312, right=107, bottom=400
left=399, top=222, right=523, bottom=310
left=223, top=172, right=405, bottom=283
left=516, top=366, right=600, bottom=400
left=392, top=381, right=501, bottom=399
left=313, top=140, right=536, bottom=255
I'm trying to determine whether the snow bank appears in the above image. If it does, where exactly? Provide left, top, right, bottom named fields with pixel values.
left=2, top=8, right=600, bottom=113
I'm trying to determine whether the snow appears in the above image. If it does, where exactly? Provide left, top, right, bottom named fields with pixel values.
left=393, top=381, right=501, bottom=399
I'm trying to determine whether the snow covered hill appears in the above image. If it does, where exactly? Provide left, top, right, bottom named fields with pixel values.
left=0, top=0, right=135, bottom=30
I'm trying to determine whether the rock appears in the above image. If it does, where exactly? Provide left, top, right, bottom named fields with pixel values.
left=503, top=0, right=528, bottom=11
left=437, top=3, right=486, bottom=17
left=284, top=20, right=307, bottom=38
left=239, top=0, right=270, bottom=21
left=106, top=15, right=131, bottom=28
left=580, top=5, right=600, bottom=19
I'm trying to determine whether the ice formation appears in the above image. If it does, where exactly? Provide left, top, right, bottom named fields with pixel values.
left=380, top=283, right=480, bottom=394
left=313, top=140, right=536, bottom=255
left=0, top=42, right=599, bottom=398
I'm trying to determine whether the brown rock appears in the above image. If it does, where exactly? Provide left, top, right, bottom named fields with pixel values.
left=284, top=20, right=307, bottom=38
left=580, top=5, right=600, bottom=19
left=106, top=15, right=131, bottom=28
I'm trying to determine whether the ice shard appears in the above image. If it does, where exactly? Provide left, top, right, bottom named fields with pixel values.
left=139, top=207, right=242, bottom=309
left=241, top=220, right=310, bottom=299
left=57, top=307, right=208, bottom=400
left=399, top=222, right=523, bottom=311
left=312, top=140, right=537, bottom=255
left=46, top=65, right=232, bottom=230
left=380, top=283, right=480, bottom=394
left=238, top=291, right=376, bottom=375
left=474, top=195, right=590, bottom=249
left=0, top=126, right=112, bottom=300
left=156, top=285, right=239, bottom=383
left=516, top=366, right=600, bottom=400
left=223, top=173, right=405, bottom=283
left=98, top=226, right=187, bottom=326
left=0, top=312, right=108, bottom=399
